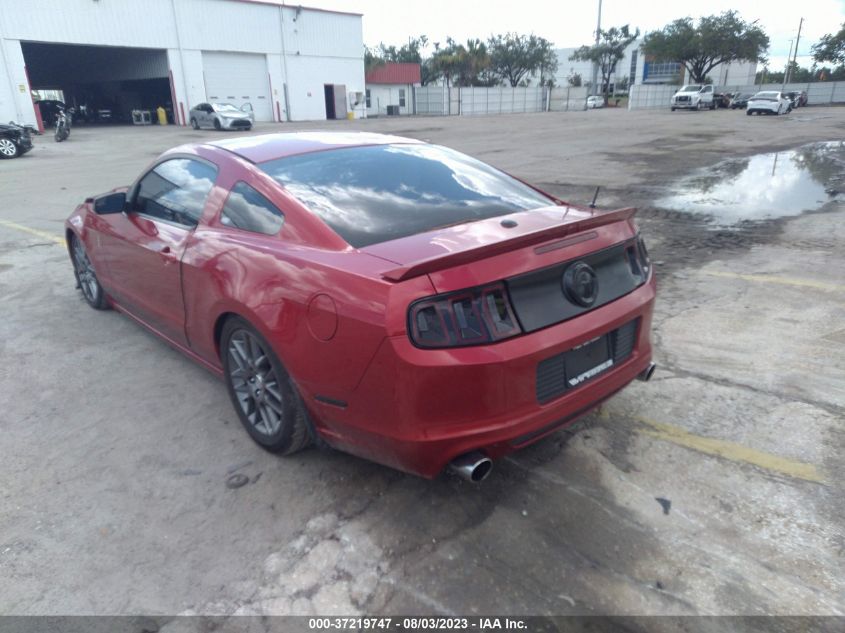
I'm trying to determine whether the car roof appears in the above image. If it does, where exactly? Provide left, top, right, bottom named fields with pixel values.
left=207, top=131, right=423, bottom=163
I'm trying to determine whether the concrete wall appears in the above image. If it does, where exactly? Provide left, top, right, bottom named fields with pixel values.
left=0, top=39, right=32, bottom=125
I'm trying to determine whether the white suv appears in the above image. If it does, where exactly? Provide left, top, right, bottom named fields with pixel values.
left=670, top=85, right=715, bottom=111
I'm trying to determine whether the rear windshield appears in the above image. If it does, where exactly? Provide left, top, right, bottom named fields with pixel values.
left=258, top=143, right=553, bottom=248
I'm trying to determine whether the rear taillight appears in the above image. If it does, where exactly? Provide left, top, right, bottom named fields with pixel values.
left=409, top=282, right=522, bottom=348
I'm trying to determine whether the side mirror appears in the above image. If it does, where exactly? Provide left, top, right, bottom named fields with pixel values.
left=94, top=192, right=127, bottom=215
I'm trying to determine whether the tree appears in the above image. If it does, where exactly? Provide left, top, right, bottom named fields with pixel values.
left=567, top=72, right=582, bottom=87
left=570, top=25, right=639, bottom=102
left=487, top=33, right=557, bottom=87
left=812, top=23, right=845, bottom=66
left=367, top=36, right=437, bottom=84
left=641, top=11, right=769, bottom=84
left=364, top=47, right=384, bottom=73
left=428, top=39, right=464, bottom=87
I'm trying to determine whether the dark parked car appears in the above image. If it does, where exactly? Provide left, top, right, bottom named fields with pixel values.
left=0, top=122, right=34, bottom=158
left=785, top=91, right=808, bottom=108
left=35, top=100, right=65, bottom=127
left=714, top=93, right=732, bottom=108
left=65, top=132, right=656, bottom=481
left=730, top=93, right=754, bottom=109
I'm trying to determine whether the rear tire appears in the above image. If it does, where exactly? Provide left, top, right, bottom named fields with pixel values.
left=746, top=110, right=752, bottom=116
left=213, top=118, right=222, bottom=131
left=221, top=317, right=312, bottom=455
left=190, top=118, right=199, bottom=130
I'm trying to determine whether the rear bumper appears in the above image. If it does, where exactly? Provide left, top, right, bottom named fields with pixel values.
left=310, top=274, right=656, bottom=478
left=16, top=136, right=33, bottom=154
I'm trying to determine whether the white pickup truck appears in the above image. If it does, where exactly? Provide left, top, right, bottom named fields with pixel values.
left=670, top=84, right=715, bottom=111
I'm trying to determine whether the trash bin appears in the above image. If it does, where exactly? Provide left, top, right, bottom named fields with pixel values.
left=346, top=112, right=354, bottom=120
left=157, top=106, right=167, bottom=126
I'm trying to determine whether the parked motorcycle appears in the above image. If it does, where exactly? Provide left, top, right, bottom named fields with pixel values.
left=54, top=106, right=72, bottom=142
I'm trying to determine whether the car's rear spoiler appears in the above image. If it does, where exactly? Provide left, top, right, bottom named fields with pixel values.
left=381, top=206, right=637, bottom=282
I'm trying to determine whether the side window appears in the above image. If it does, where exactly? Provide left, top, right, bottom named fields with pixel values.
left=134, top=158, right=217, bottom=228
left=398, top=88, right=406, bottom=107
left=365, top=89, right=371, bottom=108
left=220, top=181, right=285, bottom=235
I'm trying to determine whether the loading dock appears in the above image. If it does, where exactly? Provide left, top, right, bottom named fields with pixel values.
left=202, top=51, right=273, bottom=122
left=21, top=42, right=174, bottom=125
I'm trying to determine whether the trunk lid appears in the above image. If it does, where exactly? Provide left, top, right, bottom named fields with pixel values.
left=361, top=204, right=637, bottom=284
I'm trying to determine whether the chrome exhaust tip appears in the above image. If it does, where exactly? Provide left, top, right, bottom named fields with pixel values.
left=637, top=362, right=657, bottom=382
left=448, top=451, right=493, bottom=483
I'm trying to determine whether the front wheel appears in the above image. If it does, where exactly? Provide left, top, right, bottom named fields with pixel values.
left=0, top=138, right=19, bottom=158
left=671, top=107, right=676, bottom=112
left=221, top=318, right=312, bottom=455
left=213, top=118, right=222, bottom=131
left=70, top=234, right=109, bottom=310
left=190, top=118, right=199, bottom=130
left=746, top=110, right=753, bottom=116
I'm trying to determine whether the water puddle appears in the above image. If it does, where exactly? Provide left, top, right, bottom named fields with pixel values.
left=657, top=141, right=843, bottom=225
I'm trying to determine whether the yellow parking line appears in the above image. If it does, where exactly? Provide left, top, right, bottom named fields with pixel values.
left=0, top=219, right=65, bottom=246
left=635, top=416, right=824, bottom=484
left=701, top=270, right=845, bottom=293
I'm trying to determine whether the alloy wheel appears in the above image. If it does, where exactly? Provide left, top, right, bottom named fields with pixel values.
left=227, top=330, right=285, bottom=436
left=0, top=138, right=18, bottom=157
left=72, top=238, right=100, bottom=303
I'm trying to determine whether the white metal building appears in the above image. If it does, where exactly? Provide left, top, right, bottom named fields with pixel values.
left=0, top=0, right=367, bottom=126
left=364, top=63, right=420, bottom=116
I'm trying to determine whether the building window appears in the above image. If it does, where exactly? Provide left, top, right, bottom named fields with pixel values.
left=398, top=89, right=406, bottom=108
left=365, top=89, right=371, bottom=108
left=629, top=50, right=638, bottom=86
left=644, top=61, right=682, bottom=82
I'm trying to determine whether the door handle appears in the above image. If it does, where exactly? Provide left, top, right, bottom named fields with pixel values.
left=159, top=245, right=171, bottom=254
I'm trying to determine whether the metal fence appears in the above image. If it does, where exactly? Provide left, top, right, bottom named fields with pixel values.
left=629, top=81, right=845, bottom=110
left=549, top=86, right=590, bottom=111
left=412, top=85, right=596, bottom=116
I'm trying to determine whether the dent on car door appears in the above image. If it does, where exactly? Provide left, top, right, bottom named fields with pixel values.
left=103, top=157, right=219, bottom=345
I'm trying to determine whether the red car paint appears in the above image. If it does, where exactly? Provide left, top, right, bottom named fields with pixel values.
left=66, top=133, right=655, bottom=478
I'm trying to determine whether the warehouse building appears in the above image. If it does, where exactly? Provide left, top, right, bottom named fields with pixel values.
left=0, top=0, right=367, bottom=127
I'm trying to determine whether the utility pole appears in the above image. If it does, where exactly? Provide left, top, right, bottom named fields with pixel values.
left=590, top=0, right=602, bottom=96
left=789, top=17, right=804, bottom=84
left=782, top=39, right=794, bottom=92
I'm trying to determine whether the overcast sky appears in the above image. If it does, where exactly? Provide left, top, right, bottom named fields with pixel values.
left=316, top=0, right=845, bottom=71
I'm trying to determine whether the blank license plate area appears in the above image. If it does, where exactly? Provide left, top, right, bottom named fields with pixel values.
left=565, top=335, right=612, bottom=387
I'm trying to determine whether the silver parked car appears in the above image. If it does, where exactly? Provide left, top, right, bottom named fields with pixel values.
left=189, top=102, right=253, bottom=131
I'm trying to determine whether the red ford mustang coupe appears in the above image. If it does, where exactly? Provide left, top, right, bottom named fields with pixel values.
left=66, top=132, right=656, bottom=481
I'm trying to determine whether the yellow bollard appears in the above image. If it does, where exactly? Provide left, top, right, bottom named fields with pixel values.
left=157, top=106, right=168, bottom=125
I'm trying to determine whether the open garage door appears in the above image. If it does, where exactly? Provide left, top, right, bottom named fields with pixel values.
left=202, top=52, right=273, bottom=122
left=21, top=43, right=173, bottom=126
